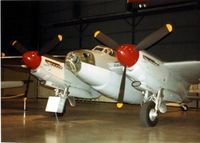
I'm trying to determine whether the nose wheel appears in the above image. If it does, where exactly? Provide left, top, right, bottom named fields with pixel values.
left=140, top=101, right=159, bottom=127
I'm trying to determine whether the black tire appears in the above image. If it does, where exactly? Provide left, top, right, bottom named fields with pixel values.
left=140, top=101, right=158, bottom=127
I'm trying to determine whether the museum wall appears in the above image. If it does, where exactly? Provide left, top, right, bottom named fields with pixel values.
left=37, top=0, right=200, bottom=62
left=2, top=1, right=199, bottom=60
left=1, top=1, right=40, bottom=55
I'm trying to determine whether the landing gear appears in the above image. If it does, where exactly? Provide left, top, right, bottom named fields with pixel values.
left=181, top=104, right=189, bottom=111
left=140, top=89, right=166, bottom=127
left=46, top=87, right=76, bottom=117
left=55, top=100, right=67, bottom=117
left=140, top=101, right=158, bottom=127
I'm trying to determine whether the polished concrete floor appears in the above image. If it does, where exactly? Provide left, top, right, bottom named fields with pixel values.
left=1, top=98, right=200, bottom=143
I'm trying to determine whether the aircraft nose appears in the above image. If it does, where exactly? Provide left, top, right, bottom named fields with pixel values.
left=22, top=51, right=41, bottom=69
left=65, top=52, right=81, bottom=73
left=65, top=50, right=95, bottom=73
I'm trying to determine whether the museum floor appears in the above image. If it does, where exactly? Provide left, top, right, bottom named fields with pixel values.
left=1, top=98, right=200, bottom=143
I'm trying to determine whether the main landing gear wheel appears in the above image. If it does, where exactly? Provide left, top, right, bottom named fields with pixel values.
left=140, top=101, right=158, bottom=127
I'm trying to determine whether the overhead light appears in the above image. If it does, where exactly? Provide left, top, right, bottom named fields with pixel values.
left=139, top=3, right=147, bottom=8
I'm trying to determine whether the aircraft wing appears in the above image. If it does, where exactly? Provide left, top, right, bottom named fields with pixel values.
left=163, top=61, right=200, bottom=84
left=2, top=54, right=66, bottom=72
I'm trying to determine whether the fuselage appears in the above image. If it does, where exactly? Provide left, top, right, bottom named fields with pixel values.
left=65, top=46, right=143, bottom=104
left=66, top=46, right=190, bottom=104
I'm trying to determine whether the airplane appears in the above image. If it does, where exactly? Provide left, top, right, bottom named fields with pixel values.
left=5, top=35, right=101, bottom=113
left=64, top=24, right=200, bottom=127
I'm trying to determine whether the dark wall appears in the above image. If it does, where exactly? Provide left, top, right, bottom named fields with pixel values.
left=135, top=9, right=200, bottom=61
left=2, top=0, right=200, bottom=62
left=2, top=1, right=40, bottom=55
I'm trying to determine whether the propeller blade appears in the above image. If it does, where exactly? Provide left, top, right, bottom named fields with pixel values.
left=94, top=31, right=120, bottom=49
left=117, top=66, right=127, bottom=109
left=136, top=24, right=173, bottom=50
left=24, top=72, right=31, bottom=110
left=11, top=40, right=28, bottom=54
left=24, top=72, right=31, bottom=98
left=39, top=34, right=63, bottom=55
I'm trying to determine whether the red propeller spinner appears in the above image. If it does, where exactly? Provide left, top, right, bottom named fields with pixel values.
left=22, top=51, right=41, bottom=69
left=116, top=44, right=139, bottom=67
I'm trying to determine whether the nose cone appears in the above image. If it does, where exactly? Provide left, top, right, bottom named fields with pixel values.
left=22, top=51, right=41, bottom=69
left=116, top=44, right=139, bottom=67
left=65, top=52, right=81, bottom=73
left=65, top=50, right=95, bottom=73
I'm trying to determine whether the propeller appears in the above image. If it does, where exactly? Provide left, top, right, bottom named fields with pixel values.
left=23, top=72, right=31, bottom=110
left=12, top=34, right=63, bottom=56
left=39, top=34, right=63, bottom=55
left=12, top=34, right=62, bottom=69
left=11, top=34, right=63, bottom=110
left=116, top=66, right=126, bottom=109
left=94, top=24, right=172, bottom=51
left=94, top=24, right=173, bottom=108
left=136, top=24, right=173, bottom=50
left=11, top=40, right=28, bottom=54
left=94, top=31, right=120, bottom=49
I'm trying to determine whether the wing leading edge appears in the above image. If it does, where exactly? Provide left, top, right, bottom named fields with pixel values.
left=163, top=61, right=200, bottom=84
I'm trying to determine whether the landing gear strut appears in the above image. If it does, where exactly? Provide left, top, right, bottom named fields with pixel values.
left=46, top=88, right=69, bottom=116
left=140, top=89, right=166, bottom=127
left=140, top=101, right=158, bottom=127
left=181, top=104, right=189, bottom=111
left=53, top=87, right=76, bottom=116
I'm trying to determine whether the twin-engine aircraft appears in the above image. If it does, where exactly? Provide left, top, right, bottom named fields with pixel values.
left=65, top=24, right=200, bottom=127
left=7, top=24, right=200, bottom=127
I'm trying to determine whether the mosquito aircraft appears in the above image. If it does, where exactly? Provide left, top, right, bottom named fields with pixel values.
left=9, top=35, right=101, bottom=113
left=65, top=24, right=200, bottom=127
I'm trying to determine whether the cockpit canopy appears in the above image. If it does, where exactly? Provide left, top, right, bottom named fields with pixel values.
left=92, top=45, right=115, bottom=56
